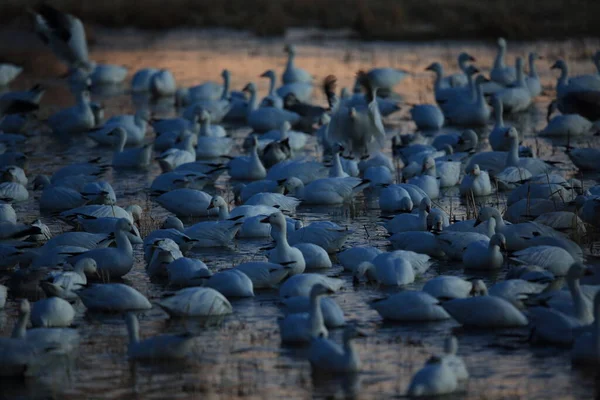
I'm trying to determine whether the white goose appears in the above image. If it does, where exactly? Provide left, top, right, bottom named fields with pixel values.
left=337, top=246, right=383, bottom=273
left=209, top=195, right=278, bottom=238
left=107, top=127, right=152, bottom=169
left=526, top=52, right=542, bottom=97
left=195, top=110, right=233, bottom=159
left=494, top=57, right=532, bottom=113
left=308, top=325, right=365, bottom=373
left=47, top=90, right=95, bottom=135
left=378, top=184, right=414, bottom=213
left=282, top=296, right=345, bottom=328
left=205, top=269, right=254, bottom=298
left=490, top=37, right=516, bottom=85
left=155, top=188, right=215, bottom=217
left=354, top=250, right=431, bottom=287
left=288, top=221, right=353, bottom=253
left=261, top=212, right=306, bottom=275
left=235, top=261, right=292, bottom=289
left=167, top=257, right=211, bottom=287
left=279, top=273, right=343, bottom=298
left=157, top=134, right=197, bottom=172
left=407, top=356, right=458, bottom=397
left=228, top=136, right=267, bottom=181
left=157, top=287, right=232, bottom=317
left=511, top=245, right=575, bottom=277
left=41, top=258, right=98, bottom=301
left=294, top=243, right=332, bottom=269
left=371, top=290, right=450, bottom=321
left=89, top=109, right=150, bottom=146
left=243, top=82, right=300, bottom=133
left=462, top=233, right=506, bottom=270
left=125, top=313, right=196, bottom=361
left=30, top=297, right=75, bottom=328
left=284, top=176, right=369, bottom=205
left=459, top=164, right=492, bottom=197
left=488, top=96, right=512, bottom=151
left=282, top=44, right=313, bottom=84
left=410, top=104, right=444, bottom=131
left=408, top=157, right=440, bottom=199
left=423, top=275, right=483, bottom=300
left=279, top=283, right=332, bottom=344
left=382, top=198, right=430, bottom=234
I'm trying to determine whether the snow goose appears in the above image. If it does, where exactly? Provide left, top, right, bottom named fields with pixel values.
left=443, top=52, right=476, bottom=88
left=155, top=188, right=215, bottom=217
left=282, top=296, right=344, bottom=328
left=131, top=68, right=158, bottom=92
left=495, top=166, right=532, bottom=191
left=288, top=221, right=353, bottom=253
left=194, top=113, right=233, bottom=160
left=526, top=52, right=542, bottom=97
left=410, top=104, right=444, bottom=131
left=261, top=212, right=306, bottom=275
left=490, top=37, right=516, bottom=85
left=541, top=105, right=594, bottom=137
left=371, top=290, right=450, bottom=321
left=237, top=179, right=285, bottom=203
left=462, top=233, right=506, bottom=270
left=567, top=147, right=600, bottom=171
left=228, top=136, right=267, bottom=181
left=533, top=211, right=586, bottom=237
left=205, top=269, right=254, bottom=298
left=259, top=70, right=284, bottom=108
left=89, top=109, right=150, bottom=146
left=150, top=171, right=209, bottom=195
left=245, top=192, right=300, bottom=213
left=308, top=325, right=365, bottom=373
left=282, top=44, right=313, bottom=84
left=294, top=243, right=332, bottom=269
left=408, top=157, right=440, bottom=198
left=0, top=167, right=28, bottom=202
left=166, top=257, right=211, bottom=287
left=158, top=287, right=232, bottom=317
left=475, top=206, right=564, bottom=251
left=243, top=82, right=300, bottom=133
left=382, top=197, right=430, bottom=234
left=442, top=75, right=491, bottom=127
left=47, top=90, right=95, bottom=135
left=442, top=282, right=528, bottom=328
left=459, top=164, right=492, bottom=197
left=511, top=245, right=575, bottom=277
left=125, top=312, right=196, bottom=361
left=488, top=279, right=546, bottom=309
left=30, top=297, right=75, bottom=328
left=435, top=223, right=492, bottom=261
left=571, top=291, right=600, bottom=365
left=337, top=246, right=382, bottom=273
left=423, top=275, right=482, bottom=300
left=431, top=157, right=461, bottom=188
left=67, top=218, right=136, bottom=279
left=442, top=336, right=469, bottom=381
left=354, top=251, right=430, bottom=286
left=0, top=63, right=22, bottom=86
left=279, top=283, right=332, bottom=344
left=284, top=176, right=369, bottom=205
left=143, top=222, right=195, bottom=261
left=41, top=258, right=98, bottom=301
left=432, top=129, right=478, bottom=153
left=494, top=57, right=532, bottom=113
left=234, top=261, right=291, bottom=289
left=366, top=67, right=408, bottom=95
left=266, top=159, right=327, bottom=184
left=150, top=69, right=176, bottom=97
left=208, top=195, right=278, bottom=238
left=35, top=178, right=88, bottom=212
left=407, top=356, right=458, bottom=397
left=157, top=134, right=196, bottom=172
left=389, top=214, right=445, bottom=258
left=107, top=127, right=152, bottom=169
left=279, top=273, right=343, bottom=299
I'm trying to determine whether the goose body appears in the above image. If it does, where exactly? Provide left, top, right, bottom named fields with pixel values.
left=155, top=189, right=215, bottom=217
left=407, top=357, right=459, bottom=397
left=284, top=176, right=369, bottom=205
left=31, top=297, right=75, bottom=328
left=372, top=291, right=450, bottom=321
left=279, top=284, right=333, bottom=344
left=308, top=325, right=364, bottom=372
left=158, top=287, right=232, bottom=317
left=462, top=233, right=506, bottom=270
left=443, top=292, right=528, bottom=328
left=337, top=246, right=383, bottom=273
left=282, top=296, right=345, bottom=328
left=167, top=257, right=211, bottom=287
left=279, top=273, right=343, bottom=299
left=288, top=221, right=353, bottom=253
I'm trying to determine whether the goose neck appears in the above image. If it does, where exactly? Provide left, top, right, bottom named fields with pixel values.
left=529, top=56, right=538, bottom=78
left=199, top=117, right=211, bottom=137
left=309, top=294, right=325, bottom=335
left=218, top=204, right=230, bottom=220
left=247, top=88, right=258, bottom=116
left=126, top=314, right=140, bottom=344
left=221, top=73, right=230, bottom=101
left=267, top=74, right=276, bottom=96
left=286, top=52, right=295, bottom=71
left=272, top=221, right=289, bottom=245
left=116, top=226, right=133, bottom=256
left=505, top=136, right=519, bottom=167
left=433, top=67, right=444, bottom=91
left=494, top=101, right=504, bottom=127
left=557, top=64, right=569, bottom=87
left=11, top=307, right=29, bottom=339
left=114, top=133, right=127, bottom=153
left=475, top=81, right=485, bottom=105
left=331, top=152, right=345, bottom=176
left=568, top=275, right=593, bottom=322
left=494, top=44, right=505, bottom=68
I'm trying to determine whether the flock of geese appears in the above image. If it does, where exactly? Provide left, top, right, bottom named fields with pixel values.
left=0, top=4, right=600, bottom=397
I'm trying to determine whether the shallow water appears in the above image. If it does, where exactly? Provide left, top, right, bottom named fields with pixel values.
left=1, top=29, right=600, bottom=399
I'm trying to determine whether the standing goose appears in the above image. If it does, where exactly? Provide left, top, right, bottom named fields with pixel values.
left=526, top=52, right=542, bottom=97
left=243, top=82, right=301, bottom=133
left=490, top=37, right=516, bottom=85
left=308, top=325, right=366, bottom=372
left=125, top=313, right=196, bottom=361
left=494, top=57, right=532, bottom=113
left=282, top=44, right=313, bottom=84
left=442, top=52, right=477, bottom=88
left=278, top=283, right=333, bottom=344
left=47, top=90, right=95, bottom=135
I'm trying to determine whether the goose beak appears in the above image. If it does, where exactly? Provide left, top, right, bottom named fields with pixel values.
left=260, top=216, right=270, bottom=223
left=260, top=72, right=269, bottom=78
left=473, top=218, right=482, bottom=227
left=355, top=328, right=368, bottom=338
left=207, top=203, right=214, bottom=210
left=584, top=268, right=594, bottom=276
left=469, top=55, right=476, bottom=62
left=550, top=61, right=560, bottom=69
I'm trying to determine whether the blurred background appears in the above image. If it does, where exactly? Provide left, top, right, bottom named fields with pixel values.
left=1, top=0, right=600, bottom=41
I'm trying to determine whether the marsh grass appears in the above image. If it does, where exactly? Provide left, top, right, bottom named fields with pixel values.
left=2, top=0, right=600, bottom=41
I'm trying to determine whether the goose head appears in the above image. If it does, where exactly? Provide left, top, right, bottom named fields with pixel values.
left=260, top=211, right=286, bottom=229
left=116, top=218, right=137, bottom=236
left=333, top=142, right=345, bottom=154
left=260, top=70, right=276, bottom=80
left=470, top=279, right=488, bottom=296
left=163, top=216, right=184, bottom=231
left=503, top=126, right=519, bottom=141
left=125, top=205, right=143, bottom=223
left=529, top=52, right=542, bottom=63
left=431, top=213, right=445, bottom=233
left=421, top=156, right=436, bottom=174
left=458, top=52, right=476, bottom=64
left=550, top=59, right=567, bottom=72
left=419, top=197, right=432, bottom=213
left=465, top=65, right=480, bottom=77
left=474, top=206, right=500, bottom=226
left=284, top=44, right=296, bottom=55
left=75, top=258, right=98, bottom=275
left=207, top=195, right=228, bottom=211
left=197, top=108, right=212, bottom=123
left=497, top=37, right=507, bottom=49
left=458, top=129, right=478, bottom=150
left=221, top=69, right=230, bottom=79
left=469, top=164, right=482, bottom=177
left=283, top=177, right=304, bottom=196
left=425, top=62, right=442, bottom=74
left=490, top=233, right=507, bottom=251
left=242, top=82, right=256, bottom=95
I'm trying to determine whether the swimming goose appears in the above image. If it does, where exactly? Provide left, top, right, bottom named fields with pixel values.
left=279, top=283, right=333, bottom=344
left=372, top=290, right=450, bottom=321
left=67, top=218, right=135, bottom=278
left=494, top=57, right=532, bottom=113
left=382, top=198, right=430, bottom=234
left=435, top=223, right=493, bottom=261
left=89, top=109, right=150, bottom=146
left=41, top=258, right=98, bottom=301
left=157, top=134, right=197, bottom=172
left=280, top=273, right=341, bottom=301
left=571, top=291, right=600, bottom=365
left=378, top=184, right=414, bottom=213
left=337, top=246, right=383, bottom=273
left=143, top=220, right=196, bottom=261
left=388, top=214, right=445, bottom=257
left=282, top=44, right=313, bottom=84
left=194, top=110, right=233, bottom=159
left=238, top=179, right=286, bottom=203
left=234, top=261, right=291, bottom=289
left=30, top=297, right=75, bottom=328
left=150, top=69, right=177, bottom=97
left=308, top=325, right=365, bottom=373
left=283, top=295, right=344, bottom=328
left=266, top=159, right=328, bottom=184
left=243, top=82, right=301, bottom=133
left=443, top=52, right=477, bottom=88
left=442, top=75, right=491, bottom=126
left=284, top=176, right=369, bottom=205
left=407, top=356, right=459, bottom=397
left=0, top=64, right=22, bottom=86
left=155, top=188, right=215, bottom=217
left=125, top=312, right=196, bottom=361
left=288, top=221, right=352, bottom=253
left=354, top=250, right=430, bottom=286
left=511, top=245, right=575, bottom=277
left=228, top=136, right=267, bottom=181
left=462, top=233, right=506, bottom=270
left=490, top=37, right=516, bottom=85
left=107, top=127, right=152, bottom=169
left=208, top=195, right=279, bottom=238
left=77, top=283, right=151, bottom=312
left=147, top=239, right=182, bottom=277
left=47, top=90, right=95, bottom=135
left=158, top=287, right=232, bottom=317
left=432, top=129, right=478, bottom=153
left=442, top=336, right=469, bottom=381
left=205, top=269, right=254, bottom=298
left=526, top=52, right=542, bottom=97
left=423, top=275, right=483, bottom=300
left=442, top=282, right=528, bottom=328
left=261, top=212, right=306, bottom=275
left=167, top=257, right=211, bottom=287
left=459, top=164, right=492, bottom=197
left=408, top=158, right=440, bottom=199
